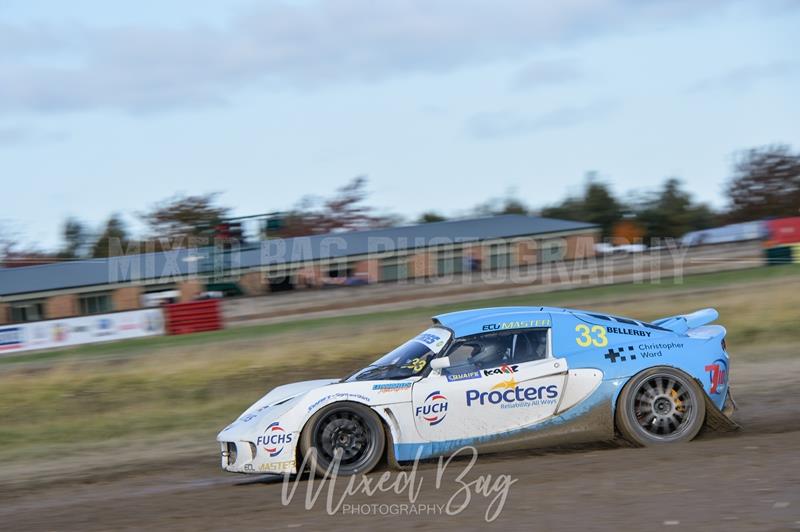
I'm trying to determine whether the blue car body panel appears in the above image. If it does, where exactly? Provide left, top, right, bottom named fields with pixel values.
left=387, top=305, right=732, bottom=460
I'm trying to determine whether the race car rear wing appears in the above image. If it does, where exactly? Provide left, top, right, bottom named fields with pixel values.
left=652, top=308, right=719, bottom=334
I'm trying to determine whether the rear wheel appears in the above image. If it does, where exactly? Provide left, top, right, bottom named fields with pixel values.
left=616, top=367, right=706, bottom=445
left=300, top=402, right=385, bottom=477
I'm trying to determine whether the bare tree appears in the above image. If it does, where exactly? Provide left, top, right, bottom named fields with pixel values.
left=139, top=192, right=231, bottom=244
left=91, top=214, right=130, bottom=258
left=277, top=177, right=397, bottom=237
left=725, top=144, right=800, bottom=222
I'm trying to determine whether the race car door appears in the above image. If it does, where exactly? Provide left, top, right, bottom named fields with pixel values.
left=411, top=327, right=568, bottom=441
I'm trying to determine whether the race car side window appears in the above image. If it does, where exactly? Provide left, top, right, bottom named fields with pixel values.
left=511, top=329, right=549, bottom=364
left=442, top=328, right=550, bottom=373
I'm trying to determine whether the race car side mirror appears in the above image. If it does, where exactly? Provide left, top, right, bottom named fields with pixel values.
left=430, top=357, right=451, bottom=373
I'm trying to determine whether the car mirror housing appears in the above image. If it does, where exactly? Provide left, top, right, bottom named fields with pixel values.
left=430, top=356, right=451, bottom=372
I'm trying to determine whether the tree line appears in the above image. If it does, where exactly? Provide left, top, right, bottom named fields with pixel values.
left=1, top=143, right=797, bottom=265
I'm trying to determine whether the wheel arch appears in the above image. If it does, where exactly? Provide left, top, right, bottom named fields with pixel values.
left=611, top=364, right=703, bottom=416
left=612, top=364, right=738, bottom=434
left=294, top=400, right=397, bottom=471
left=613, top=365, right=710, bottom=445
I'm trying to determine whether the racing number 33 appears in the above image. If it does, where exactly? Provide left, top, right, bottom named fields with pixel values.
left=575, top=324, right=608, bottom=347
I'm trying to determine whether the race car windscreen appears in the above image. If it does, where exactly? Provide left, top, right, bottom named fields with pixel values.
left=345, top=327, right=452, bottom=381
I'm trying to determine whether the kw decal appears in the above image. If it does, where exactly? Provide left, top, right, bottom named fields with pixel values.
left=483, top=364, right=519, bottom=377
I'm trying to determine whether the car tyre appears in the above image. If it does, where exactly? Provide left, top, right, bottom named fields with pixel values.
left=300, top=402, right=385, bottom=477
left=616, top=366, right=706, bottom=446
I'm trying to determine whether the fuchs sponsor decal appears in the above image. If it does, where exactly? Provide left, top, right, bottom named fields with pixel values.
left=416, top=390, right=448, bottom=426
left=446, top=370, right=481, bottom=382
left=0, top=327, right=23, bottom=351
left=482, top=364, right=518, bottom=377
left=482, top=319, right=550, bottom=332
left=705, top=358, right=728, bottom=394
left=606, top=326, right=652, bottom=337
left=466, top=382, right=559, bottom=408
left=257, top=422, right=293, bottom=457
left=372, top=382, right=412, bottom=393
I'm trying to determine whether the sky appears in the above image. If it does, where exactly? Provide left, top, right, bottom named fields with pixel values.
left=1, top=0, right=798, bottom=250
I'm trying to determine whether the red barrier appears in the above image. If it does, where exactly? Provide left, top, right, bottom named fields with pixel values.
left=164, top=299, right=223, bottom=335
left=766, top=217, right=800, bottom=246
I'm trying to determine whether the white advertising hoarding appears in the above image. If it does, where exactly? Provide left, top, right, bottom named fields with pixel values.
left=0, top=308, right=165, bottom=355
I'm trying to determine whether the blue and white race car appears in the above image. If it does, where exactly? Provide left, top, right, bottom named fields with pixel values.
left=218, top=306, right=736, bottom=476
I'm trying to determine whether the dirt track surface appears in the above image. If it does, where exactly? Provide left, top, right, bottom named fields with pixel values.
left=2, top=358, right=799, bottom=531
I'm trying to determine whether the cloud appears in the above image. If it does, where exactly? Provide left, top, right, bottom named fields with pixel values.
left=0, top=126, right=67, bottom=147
left=466, top=100, right=618, bottom=139
left=0, top=0, right=741, bottom=114
left=687, top=61, right=800, bottom=92
left=510, top=59, right=583, bottom=90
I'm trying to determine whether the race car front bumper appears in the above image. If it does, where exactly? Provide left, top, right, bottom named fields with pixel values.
left=219, top=440, right=297, bottom=475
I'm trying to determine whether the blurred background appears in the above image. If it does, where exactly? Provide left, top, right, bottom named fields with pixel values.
left=0, top=0, right=798, bottom=530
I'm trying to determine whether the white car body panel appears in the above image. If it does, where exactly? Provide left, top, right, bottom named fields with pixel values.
left=411, top=358, right=567, bottom=441
left=557, top=369, right=603, bottom=414
left=217, top=359, right=603, bottom=475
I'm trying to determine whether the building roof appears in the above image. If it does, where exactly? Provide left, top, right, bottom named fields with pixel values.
left=0, top=215, right=597, bottom=297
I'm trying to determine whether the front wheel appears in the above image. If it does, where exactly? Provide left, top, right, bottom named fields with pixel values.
left=300, top=402, right=385, bottom=477
left=616, top=367, right=706, bottom=446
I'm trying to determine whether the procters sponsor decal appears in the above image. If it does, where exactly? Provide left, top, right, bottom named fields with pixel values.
left=705, top=358, right=728, bottom=394
left=256, top=422, right=293, bottom=457
left=466, top=381, right=559, bottom=409
left=415, top=390, right=448, bottom=426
